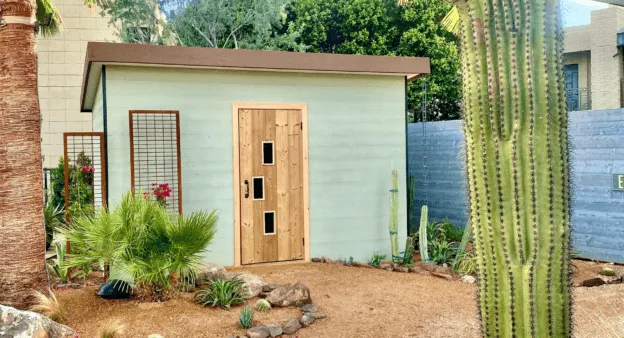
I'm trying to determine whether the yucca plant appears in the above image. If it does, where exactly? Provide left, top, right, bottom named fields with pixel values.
left=444, top=0, right=572, bottom=336
left=47, top=242, right=70, bottom=283
left=194, top=278, right=246, bottom=309
left=239, top=305, right=254, bottom=329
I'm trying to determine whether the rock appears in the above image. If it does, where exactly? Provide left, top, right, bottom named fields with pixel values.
left=351, top=261, right=369, bottom=268
left=300, top=304, right=319, bottom=313
left=419, top=262, right=452, bottom=274
left=266, top=283, right=312, bottom=307
left=442, top=263, right=449, bottom=268
left=307, top=312, right=327, bottom=320
left=247, top=326, right=271, bottom=338
left=262, top=283, right=281, bottom=292
left=97, top=280, right=131, bottom=299
left=265, top=323, right=283, bottom=337
left=0, top=305, right=75, bottom=338
left=379, top=262, right=393, bottom=271
left=600, top=267, right=616, bottom=276
left=461, top=275, right=476, bottom=284
left=225, top=272, right=266, bottom=299
left=393, top=266, right=409, bottom=273
left=148, top=335, right=164, bottom=338
left=283, top=317, right=302, bottom=335
left=311, top=257, right=323, bottom=262
left=300, top=313, right=315, bottom=327
left=431, top=272, right=453, bottom=280
left=581, top=277, right=606, bottom=287
left=196, top=263, right=227, bottom=283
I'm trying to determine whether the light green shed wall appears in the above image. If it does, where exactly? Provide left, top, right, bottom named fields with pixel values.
left=92, top=77, right=104, bottom=133
left=100, top=65, right=407, bottom=266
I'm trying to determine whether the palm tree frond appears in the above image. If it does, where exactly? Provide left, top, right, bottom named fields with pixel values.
left=36, top=0, right=63, bottom=37
left=441, top=6, right=460, bottom=35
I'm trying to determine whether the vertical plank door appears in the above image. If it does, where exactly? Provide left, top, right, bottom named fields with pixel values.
left=239, top=109, right=304, bottom=264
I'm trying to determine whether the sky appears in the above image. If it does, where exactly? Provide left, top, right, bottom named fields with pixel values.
left=561, top=0, right=609, bottom=27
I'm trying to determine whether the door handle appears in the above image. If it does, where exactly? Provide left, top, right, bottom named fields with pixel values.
left=244, top=180, right=249, bottom=198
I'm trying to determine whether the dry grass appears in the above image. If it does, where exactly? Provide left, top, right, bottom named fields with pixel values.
left=30, top=291, right=67, bottom=323
left=98, top=320, right=125, bottom=338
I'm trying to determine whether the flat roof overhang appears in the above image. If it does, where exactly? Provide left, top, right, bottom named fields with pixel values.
left=80, top=42, right=431, bottom=112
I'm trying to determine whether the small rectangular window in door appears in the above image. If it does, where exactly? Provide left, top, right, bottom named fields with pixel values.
left=252, top=176, right=264, bottom=200
left=264, top=211, right=276, bottom=235
left=262, top=141, right=274, bottom=165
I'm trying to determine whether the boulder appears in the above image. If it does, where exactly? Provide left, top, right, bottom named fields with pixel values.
left=379, top=263, right=393, bottom=271
left=300, top=304, right=318, bottom=313
left=300, top=313, right=315, bottom=327
left=393, top=266, right=409, bottom=273
left=581, top=277, right=606, bottom=287
left=225, top=272, right=266, bottom=299
left=247, top=327, right=271, bottom=338
left=0, top=305, right=75, bottom=338
left=196, top=263, right=227, bottom=283
left=307, top=312, right=327, bottom=320
left=266, top=283, right=311, bottom=307
left=265, top=323, right=283, bottom=337
left=262, top=283, right=281, bottom=293
left=97, top=280, right=131, bottom=299
left=311, top=257, right=323, bottom=263
left=461, top=275, right=476, bottom=284
left=283, top=317, right=302, bottom=335
left=419, top=262, right=452, bottom=274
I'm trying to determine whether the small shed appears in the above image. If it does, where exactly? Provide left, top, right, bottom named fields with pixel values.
left=80, top=42, right=430, bottom=266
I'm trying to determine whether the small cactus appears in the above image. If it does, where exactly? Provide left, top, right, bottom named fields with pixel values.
left=403, top=237, right=414, bottom=265
left=239, top=305, right=254, bottom=329
left=255, top=299, right=271, bottom=312
left=419, top=206, right=429, bottom=262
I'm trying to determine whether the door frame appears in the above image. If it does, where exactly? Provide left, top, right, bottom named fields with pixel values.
left=232, top=103, right=310, bottom=266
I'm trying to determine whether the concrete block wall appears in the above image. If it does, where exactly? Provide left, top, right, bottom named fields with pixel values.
left=408, top=109, right=624, bottom=263
left=37, top=0, right=117, bottom=168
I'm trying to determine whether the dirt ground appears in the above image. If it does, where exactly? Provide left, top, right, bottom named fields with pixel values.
left=57, top=261, right=624, bottom=338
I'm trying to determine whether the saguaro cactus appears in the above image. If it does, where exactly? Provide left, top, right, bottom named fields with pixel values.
left=455, top=0, right=571, bottom=337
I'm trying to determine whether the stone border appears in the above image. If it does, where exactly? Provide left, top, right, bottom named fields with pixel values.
left=311, top=257, right=476, bottom=283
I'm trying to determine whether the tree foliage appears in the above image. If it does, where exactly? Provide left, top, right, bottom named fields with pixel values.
left=285, top=0, right=461, bottom=121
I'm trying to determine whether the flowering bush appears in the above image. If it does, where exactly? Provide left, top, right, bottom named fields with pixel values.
left=145, top=183, right=172, bottom=207
left=81, top=166, right=95, bottom=174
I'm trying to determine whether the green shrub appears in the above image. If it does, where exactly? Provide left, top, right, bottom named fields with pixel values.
left=62, top=191, right=219, bottom=301
left=255, top=299, right=271, bottom=312
left=44, top=203, right=63, bottom=250
left=239, top=305, right=254, bottom=329
left=428, top=239, right=457, bottom=265
left=368, top=253, right=386, bottom=268
left=453, top=252, right=477, bottom=275
left=47, top=242, right=70, bottom=283
left=194, top=278, right=246, bottom=309
left=438, top=219, right=463, bottom=243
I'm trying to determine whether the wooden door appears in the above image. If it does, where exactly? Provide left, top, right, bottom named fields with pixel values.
left=239, top=109, right=304, bottom=264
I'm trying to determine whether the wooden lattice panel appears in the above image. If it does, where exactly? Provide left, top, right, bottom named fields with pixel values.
left=129, top=111, right=182, bottom=213
left=63, top=132, right=107, bottom=216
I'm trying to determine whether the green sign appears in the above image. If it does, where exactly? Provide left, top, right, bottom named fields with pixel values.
left=613, top=174, right=624, bottom=191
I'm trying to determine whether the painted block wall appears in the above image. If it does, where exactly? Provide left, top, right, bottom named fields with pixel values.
left=408, top=109, right=624, bottom=263
left=95, top=66, right=407, bottom=266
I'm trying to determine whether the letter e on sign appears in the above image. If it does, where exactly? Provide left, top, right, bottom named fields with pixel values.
left=613, top=174, right=624, bottom=191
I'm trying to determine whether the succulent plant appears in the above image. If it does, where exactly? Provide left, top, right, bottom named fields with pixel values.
left=454, top=0, right=573, bottom=336
left=238, top=305, right=254, bottom=329
left=255, top=299, right=271, bottom=312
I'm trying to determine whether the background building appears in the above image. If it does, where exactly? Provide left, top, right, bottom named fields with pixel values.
left=563, top=5, right=624, bottom=111
left=37, top=0, right=116, bottom=168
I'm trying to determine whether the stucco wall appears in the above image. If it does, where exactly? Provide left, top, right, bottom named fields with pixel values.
left=96, top=66, right=408, bottom=266
left=563, top=52, right=591, bottom=90
left=408, top=109, right=624, bottom=263
left=37, top=0, right=117, bottom=168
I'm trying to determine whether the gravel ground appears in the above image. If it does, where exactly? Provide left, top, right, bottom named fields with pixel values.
left=57, top=261, right=624, bottom=337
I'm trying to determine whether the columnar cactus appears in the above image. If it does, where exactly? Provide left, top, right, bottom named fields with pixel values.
left=456, top=0, right=571, bottom=336
left=389, top=169, right=400, bottom=263
left=419, top=206, right=429, bottom=262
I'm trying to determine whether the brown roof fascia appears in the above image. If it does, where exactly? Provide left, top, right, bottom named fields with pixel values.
left=81, top=42, right=430, bottom=111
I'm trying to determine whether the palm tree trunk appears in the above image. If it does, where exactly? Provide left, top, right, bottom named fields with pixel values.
left=0, top=0, right=47, bottom=309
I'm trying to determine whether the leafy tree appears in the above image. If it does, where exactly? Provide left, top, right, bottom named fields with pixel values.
left=286, top=0, right=461, bottom=121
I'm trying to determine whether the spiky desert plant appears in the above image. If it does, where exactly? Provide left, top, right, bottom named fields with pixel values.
left=239, top=305, right=254, bottom=329
left=255, top=299, right=271, bottom=312
left=419, top=206, right=429, bottom=262
left=30, top=291, right=67, bottom=323
left=448, top=0, right=572, bottom=336
left=99, top=320, right=125, bottom=338
left=389, top=170, right=400, bottom=263
left=194, top=278, right=246, bottom=309
left=403, top=237, right=414, bottom=265
left=408, top=175, right=415, bottom=228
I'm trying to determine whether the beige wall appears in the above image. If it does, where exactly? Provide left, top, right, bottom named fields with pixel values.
left=37, top=0, right=117, bottom=168
left=563, top=6, right=624, bottom=111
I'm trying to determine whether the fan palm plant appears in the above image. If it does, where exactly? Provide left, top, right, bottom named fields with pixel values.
left=0, top=0, right=99, bottom=309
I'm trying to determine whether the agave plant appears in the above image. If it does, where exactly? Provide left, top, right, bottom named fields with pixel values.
left=239, top=305, right=254, bottom=329
left=194, top=278, right=246, bottom=309
left=444, top=0, right=573, bottom=336
left=46, top=242, right=70, bottom=283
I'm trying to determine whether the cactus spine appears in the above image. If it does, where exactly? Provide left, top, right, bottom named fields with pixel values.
left=419, top=206, right=429, bottom=262
left=389, top=169, right=400, bottom=263
left=456, top=0, right=571, bottom=336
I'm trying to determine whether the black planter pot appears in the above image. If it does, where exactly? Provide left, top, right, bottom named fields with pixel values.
left=97, top=280, right=132, bottom=299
